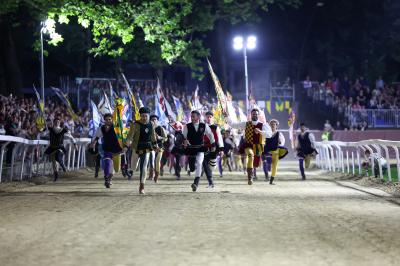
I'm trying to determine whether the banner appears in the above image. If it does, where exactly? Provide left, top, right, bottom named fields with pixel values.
left=120, top=73, right=140, bottom=121
left=32, top=85, right=45, bottom=131
left=51, top=87, right=79, bottom=121
left=207, top=59, right=228, bottom=116
left=191, top=85, right=203, bottom=111
left=156, top=81, right=176, bottom=121
left=172, top=95, right=184, bottom=122
left=112, top=97, right=129, bottom=147
left=155, top=95, right=169, bottom=126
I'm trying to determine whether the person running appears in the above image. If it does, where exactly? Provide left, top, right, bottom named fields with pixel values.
left=183, top=110, right=215, bottom=192
left=126, top=107, right=158, bottom=194
left=202, top=111, right=224, bottom=188
left=296, top=122, right=318, bottom=180
left=148, top=115, right=168, bottom=183
left=90, top=113, right=123, bottom=188
left=44, top=117, right=77, bottom=182
left=263, top=119, right=288, bottom=185
left=170, top=122, right=185, bottom=180
left=230, top=109, right=272, bottom=185
left=219, top=129, right=235, bottom=177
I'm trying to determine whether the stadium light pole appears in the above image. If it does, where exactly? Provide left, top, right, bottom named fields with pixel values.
left=233, top=35, right=256, bottom=113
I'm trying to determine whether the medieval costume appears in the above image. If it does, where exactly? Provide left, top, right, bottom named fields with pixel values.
left=148, top=115, right=168, bottom=183
left=44, top=119, right=76, bottom=182
left=263, top=119, right=288, bottom=185
left=183, top=110, right=215, bottom=192
left=296, top=123, right=318, bottom=180
left=126, top=107, right=158, bottom=194
left=92, top=114, right=123, bottom=188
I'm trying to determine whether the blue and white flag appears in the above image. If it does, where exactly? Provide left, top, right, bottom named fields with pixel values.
left=155, top=95, right=168, bottom=126
left=91, top=100, right=101, bottom=128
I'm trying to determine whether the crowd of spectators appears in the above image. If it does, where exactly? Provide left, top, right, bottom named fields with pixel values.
left=303, top=75, right=400, bottom=129
left=0, top=82, right=217, bottom=140
left=0, top=94, right=91, bottom=139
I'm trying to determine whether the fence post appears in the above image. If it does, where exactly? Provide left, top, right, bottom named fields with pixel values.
left=381, top=145, right=391, bottom=182
left=0, top=142, right=10, bottom=183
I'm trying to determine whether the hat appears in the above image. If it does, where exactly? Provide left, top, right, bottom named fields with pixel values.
left=150, top=114, right=159, bottom=120
left=139, top=107, right=150, bottom=114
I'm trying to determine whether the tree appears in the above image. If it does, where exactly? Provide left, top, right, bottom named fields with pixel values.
left=45, top=0, right=301, bottom=79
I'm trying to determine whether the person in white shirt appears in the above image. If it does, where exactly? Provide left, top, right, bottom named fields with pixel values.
left=263, top=119, right=288, bottom=185
left=202, top=111, right=224, bottom=188
left=182, top=110, right=215, bottom=192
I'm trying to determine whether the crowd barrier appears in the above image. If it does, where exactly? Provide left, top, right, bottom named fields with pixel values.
left=315, top=140, right=400, bottom=182
left=0, top=136, right=91, bottom=183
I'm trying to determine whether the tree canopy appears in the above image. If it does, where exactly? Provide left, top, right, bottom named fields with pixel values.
left=37, top=0, right=301, bottom=78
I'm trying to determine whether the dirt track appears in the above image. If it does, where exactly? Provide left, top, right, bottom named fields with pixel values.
left=1, top=161, right=400, bottom=266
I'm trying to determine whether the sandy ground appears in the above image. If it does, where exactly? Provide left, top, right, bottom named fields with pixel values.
left=1, top=161, right=400, bottom=266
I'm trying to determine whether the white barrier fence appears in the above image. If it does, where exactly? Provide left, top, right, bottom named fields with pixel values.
left=0, top=136, right=91, bottom=183
left=315, top=140, right=400, bottom=182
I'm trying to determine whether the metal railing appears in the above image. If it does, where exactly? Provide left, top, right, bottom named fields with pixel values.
left=347, top=109, right=400, bottom=128
left=270, top=85, right=295, bottom=101
left=0, top=136, right=90, bottom=183
left=315, top=140, right=400, bottom=182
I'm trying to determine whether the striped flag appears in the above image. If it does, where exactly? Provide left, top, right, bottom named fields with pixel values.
left=172, top=95, right=184, bottom=122
left=155, top=95, right=169, bottom=126
left=121, top=73, right=140, bottom=121
left=207, top=59, right=228, bottom=116
left=112, top=97, right=129, bottom=148
left=51, top=87, right=79, bottom=121
left=156, top=81, right=176, bottom=121
left=32, top=85, right=46, bottom=131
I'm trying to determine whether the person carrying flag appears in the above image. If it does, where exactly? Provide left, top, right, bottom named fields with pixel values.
left=126, top=107, right=158, bottom=194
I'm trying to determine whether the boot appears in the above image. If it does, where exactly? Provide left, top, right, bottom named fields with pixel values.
left=253, top=168, right=258, bottom=180
left=247, top=168, right=253, bottom=185
left=191, top=177, right=200, bottom=192
left=53, top=171, right=59, bottom=182
left=154, top=171, right=159, bottom=183
left=269, top=176, right=275, bottom=185
left=139, top=183, right=145, bottom=194
left=301, top=174, right=306, bottom=180
left=104, top=176, right=110, bottom=188
left=94, top=166, right=99, bottom=178
left=148, top=168, right=154, bottom=180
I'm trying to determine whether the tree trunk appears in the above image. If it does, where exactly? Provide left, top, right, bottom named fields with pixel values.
left=0, top=21, right=23, bottom=95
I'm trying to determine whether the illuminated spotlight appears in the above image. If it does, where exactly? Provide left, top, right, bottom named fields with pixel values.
left=233, top=36, right=244, bottom=50
left=247, top=36, right=256, bottom=49
left=42, top=18, right=55, bottom=34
